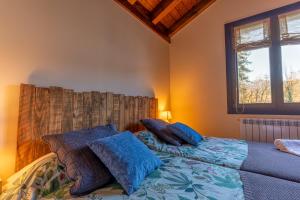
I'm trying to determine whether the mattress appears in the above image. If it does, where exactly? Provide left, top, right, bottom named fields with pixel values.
left=45, top=172, right=300, bottom=200
left=138, top=131, right=300, bottom=183
left=241, top=141, right=300, bottom=183
left=2, top=148, right=300, bottom=200
left=1, top=152, right=244, bottom=200
left=137, top=130, right=248, bottom=169
left=240, top=171, right=300, bottom=200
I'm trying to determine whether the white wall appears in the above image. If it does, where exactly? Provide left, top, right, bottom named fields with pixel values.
left=170, top=0, right=300, bottom=138
left=0, top=0, right=170, bottom=181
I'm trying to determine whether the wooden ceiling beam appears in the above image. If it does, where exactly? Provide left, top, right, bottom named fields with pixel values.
left=168, top=0, right=216, bottom=36
left=152, top=0, right=182, bottom=25
left=128, top=0, right=137, bottom=5
left=113, top=0, right=170, bottom=43
left=113, top=0, right=216, bottom=42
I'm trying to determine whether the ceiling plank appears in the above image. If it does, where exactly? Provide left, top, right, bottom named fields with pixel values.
left=113, top=0, right=170, bottom=43
left=128, top=0, right=137, bottom=5
left=152, top=0, right=182, bottom=25
left=168, top=0, right=216, bottom=36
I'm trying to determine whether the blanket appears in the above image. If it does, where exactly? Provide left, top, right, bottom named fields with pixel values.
left=240, top=171, right=300, bottom=200
left=242, top=142, right=300, bottom=183
left=274, top=139, right=300, bottom=157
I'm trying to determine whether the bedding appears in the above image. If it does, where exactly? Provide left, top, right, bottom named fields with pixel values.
left=140, top=118, right=183, bottom=146
left=0, top=153, right=70, bottom=200
left=166, top=122, right=203, bottom=146
left=1, top=152, right=245, bottom=200
left=3, top=149, right=300, bottom=200
left=242, top=141, right=300, bottom=183
left=88, top=131, right=162, bottom=195
left=138, top=131, right=300, bottom=183
left=138, top=130, right=248, bottom=169
left=274, top=139, right=300, bottom=156
left=44, top=172, right=300, bottom=200
left=240, top=171, right=300, bottom=200
left=42, top=124, right=118, bottom=196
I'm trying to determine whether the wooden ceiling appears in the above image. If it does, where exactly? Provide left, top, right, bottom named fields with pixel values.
left=113, top=0, right=216, bottom=43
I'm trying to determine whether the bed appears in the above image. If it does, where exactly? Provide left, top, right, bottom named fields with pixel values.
left=1, top=151, right=245, bottom=200
left=3, top=150, right=300, bottom=200
left=2, top=84, right=300, bottom=200
left=138, top=130, right=300, bottom=183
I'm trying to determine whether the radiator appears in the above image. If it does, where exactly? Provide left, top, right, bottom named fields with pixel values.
left=240, top=118, right=300, bottom=143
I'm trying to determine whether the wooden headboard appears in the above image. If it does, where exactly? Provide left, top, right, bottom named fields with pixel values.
left=16, top=84, right=158, bottom=171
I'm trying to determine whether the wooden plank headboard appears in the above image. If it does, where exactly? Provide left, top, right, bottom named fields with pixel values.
left=16, top=84, right=158, bottom=171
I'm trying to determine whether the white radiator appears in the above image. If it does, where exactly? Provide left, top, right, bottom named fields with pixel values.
left=240, top=118, right=300, bottom=143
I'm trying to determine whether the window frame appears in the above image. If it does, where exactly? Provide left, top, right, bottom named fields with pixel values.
left=225, top=2, right=300, bottom=115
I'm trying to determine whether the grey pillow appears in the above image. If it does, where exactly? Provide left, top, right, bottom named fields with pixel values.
left=140, top=118, right=183, bottom=146
left=42, top=124, right=118, bottom=196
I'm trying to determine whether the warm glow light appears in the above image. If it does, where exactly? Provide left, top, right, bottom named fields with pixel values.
left=0, top=85, right=19, bottom=184
left=159, top=110, right=172, bottom=122
left=0, top=148, right=16, bottom=184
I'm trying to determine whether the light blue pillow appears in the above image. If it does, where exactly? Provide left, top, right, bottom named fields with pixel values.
left=167, top=122, right=202, bottom=146
left=88, top=131, right=162, bottom=195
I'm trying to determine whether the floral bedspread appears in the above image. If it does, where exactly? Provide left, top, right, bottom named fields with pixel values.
left=0, top=153, right=70, bottom=200
left=1, top=152, right=244, bottom=200
left=137, top=131, right=248, bottom=169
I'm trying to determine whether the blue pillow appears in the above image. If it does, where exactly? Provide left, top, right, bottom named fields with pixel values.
left=140, top=118, right=183, bottom=146
left=42, top=124, right=118, bottom=196
left=167, top=122, right=202, bottom=146
left=88, top=131, right=162, bottom=195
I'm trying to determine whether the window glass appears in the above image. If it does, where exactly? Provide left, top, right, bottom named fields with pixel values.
left=237, top=48, right=272, bottom=104
left=279, top=10, right=300, bottom=44
left=234, top=19, right=271, bottom=51
left=226, top=3, right=300, bottom=114
left=282, top=44, right=300, bottom=103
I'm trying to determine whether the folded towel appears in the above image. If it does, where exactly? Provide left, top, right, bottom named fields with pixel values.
left=274, top=139, right=300, bottom=157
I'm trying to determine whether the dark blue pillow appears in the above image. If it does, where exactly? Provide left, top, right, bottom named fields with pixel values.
left=140, top=118, right=183, bottom=146
left=42, top=124, right=118, bottom=196
left=167, top=122, right=202, bottom=146
left=88, top=131, right=162, bottom=195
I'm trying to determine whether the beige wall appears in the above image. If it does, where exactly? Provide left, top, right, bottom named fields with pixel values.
left=170, top=0, right=300, bottom=138
left=2, top=0, right=300, bottom=183
left=0, top=0, right=170, bottom=181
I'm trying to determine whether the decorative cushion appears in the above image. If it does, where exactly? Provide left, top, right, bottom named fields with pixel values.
left=140, top=118, right=183, bottom=146
left=88, top=131, right=162, bottom=195
left=167, top=122, right=202, bottom=146
left=137, top=130, right=166, bottom=150
left=42, top=124, right=118, bottom=196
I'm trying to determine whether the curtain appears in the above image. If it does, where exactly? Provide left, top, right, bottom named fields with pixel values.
left=279, top=9, right=300, bottom=45
left=234, top=19, right=271, bottom=51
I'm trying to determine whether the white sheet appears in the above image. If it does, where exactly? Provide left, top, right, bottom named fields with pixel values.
left=274, top=139, right=300, bottom=157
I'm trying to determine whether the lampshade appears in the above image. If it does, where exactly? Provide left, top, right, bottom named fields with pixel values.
left=160, top=110, right=172, bottom=122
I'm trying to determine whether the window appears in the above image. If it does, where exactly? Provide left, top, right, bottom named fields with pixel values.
left=280, top=10, right=300, bottom=103
left=225, top=2, right=300, bottom=115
